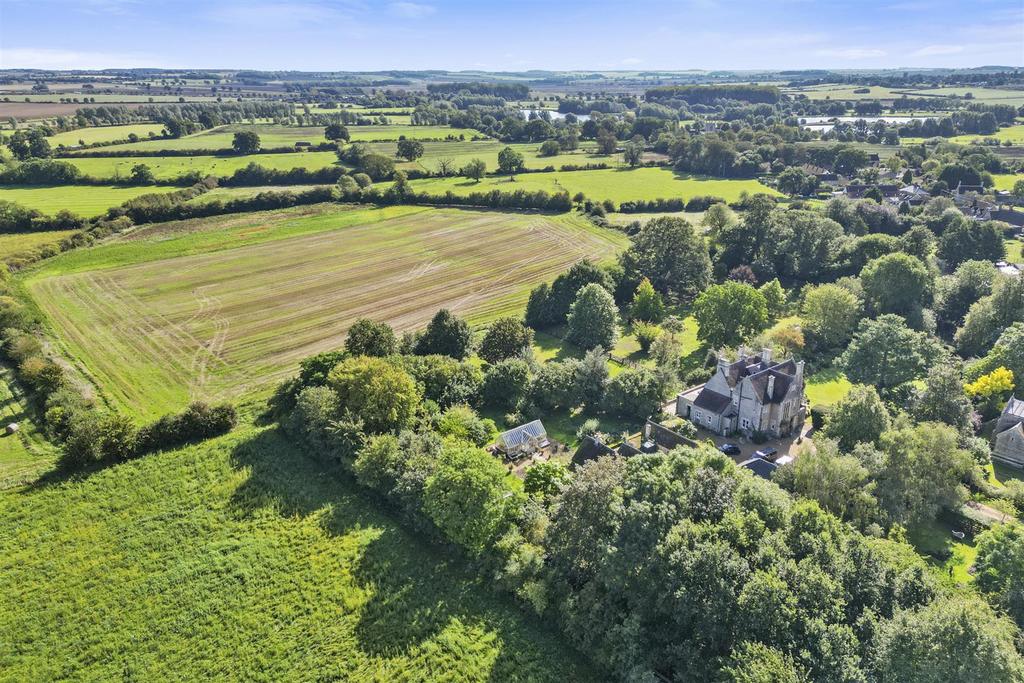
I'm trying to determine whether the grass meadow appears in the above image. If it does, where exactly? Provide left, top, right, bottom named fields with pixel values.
left=904, top=126, right=1024, bottom=146
left=77, top=124, right=484, bottom=154
left=0, top=229, right=80, bottom=257
left=46, top=123, right=168, bottom=147
left=0, top=364, right=57, bottom=490
left=0, top=425, right=596, bottom=682
left=66, top=151, right=342, bottom=181
left=0, top=184, right=178, bottom=217
left=363, top=140, right=613, bottom=173
left=24, top=204, right=627, bottom=417
left=404, top=167, right=781, bottom=204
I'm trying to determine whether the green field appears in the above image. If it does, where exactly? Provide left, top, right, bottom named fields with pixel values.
left=0, top=229, right=79, bottom=257
left=784, top=85, right=908, bottom=101
left=907, top=126, right=1024, bottom=146
left=25, top=204, right=626, bottom=416
left=67, top=151, right=341, bottom=180
left=0, top=424, right=594, bottom=681
left=404, top=167, right=781, bottom=204
left=77, top=124, right=483, bottom=154
left=0, top=365, right=57, bottom=490
left=364, top=140, right=612, bottom=173
left=0, top=184, right=178, bottom=217
left=47, top=123, right=167, bottom=147
left=1005, top=237, right=1024, bottom=262
left=187, top=185, right=334, bottom=204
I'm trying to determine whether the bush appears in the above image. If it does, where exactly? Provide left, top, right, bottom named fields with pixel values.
left=810, top=404, right=831, bottom=431
left=136, top=401, right=237, bottom=452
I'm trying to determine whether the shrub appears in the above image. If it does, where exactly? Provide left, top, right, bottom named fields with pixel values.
left=810, top=404, right=831, bottom=431
left=136, top=401, right=237, bottom=452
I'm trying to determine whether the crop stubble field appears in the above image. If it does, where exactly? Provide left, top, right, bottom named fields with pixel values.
left=26, top=204, right=626, bottom=416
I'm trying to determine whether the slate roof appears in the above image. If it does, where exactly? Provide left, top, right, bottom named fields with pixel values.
left=499, top=419, right=547, bottom=450
left=694, top=390, right=732, bottom=414
left=740, top=457, right=779, bottom=479
left=1005, top=396, right=1024, bottom=420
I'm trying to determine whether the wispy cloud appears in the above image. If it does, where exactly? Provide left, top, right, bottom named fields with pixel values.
left=912, top=44, right=964, bottom=57
left=389, top=2, right=435, bottom=19
left=0, top=47, right=165, bottom=69
left=815, top=47, right=887, bottom=59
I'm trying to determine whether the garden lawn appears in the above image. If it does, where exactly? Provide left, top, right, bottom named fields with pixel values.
left=993, top=173, right=1023, bottom=192
left=0, top=184, right=178, bottom=217
left=1005, top=237, right=1023, bottom=262
left=906, top=517, right=978, bottom=585
left=805, top=368, right=852, bottom=406
left=405, top=167, right=781, bottom=205
left=0, top=425, right=596, bottom=681
left=24, top=204, right=626, bottom=417
left=66, top=151, right=341, bottom=181
left=47, top=123, right=167, bottom=147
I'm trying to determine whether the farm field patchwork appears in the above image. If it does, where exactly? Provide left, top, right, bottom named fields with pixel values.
left=66, top=151, right=342, bottom=180
left=46, top=123, right=167, bottom=147
left=187, top=185, right=335, bottom=204
left=905, top=126, right=1024, bottom=146
left=0, top=425, right=595, bottom=681
left=404, top=167, right=781, bottom=204
left=25, top=204, right=626, bottom=416
left=0, top=184, right=178, bottom=217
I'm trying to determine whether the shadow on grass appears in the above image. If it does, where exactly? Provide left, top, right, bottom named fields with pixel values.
left=225, top=427, right=593, bottom=678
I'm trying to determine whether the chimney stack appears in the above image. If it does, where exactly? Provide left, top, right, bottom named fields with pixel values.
left=767, top=375, right=776, bottom=399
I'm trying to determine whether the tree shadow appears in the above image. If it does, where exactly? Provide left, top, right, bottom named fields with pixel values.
left=224, top=427, right=588, bottom=675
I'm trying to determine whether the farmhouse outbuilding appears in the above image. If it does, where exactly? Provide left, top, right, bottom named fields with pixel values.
left=496, top=419, right=549, bottom=458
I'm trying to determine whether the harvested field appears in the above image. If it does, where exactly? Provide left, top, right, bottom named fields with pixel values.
left=0, top=184, right=178, bottom=217
left=26, top=205, right=625, bottom=416
left=47, top=123, right=167, bottom=147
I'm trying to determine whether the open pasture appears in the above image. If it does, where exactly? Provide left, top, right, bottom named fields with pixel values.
left=47, top=123, right=168, bottom=147
left=0, top=184, right=178, bottom=217
left=364, top=139, right=612, bottom=173
left=0, top=425, right=594, bottom=681
left=0, top=229, right=79, bottom=258
left=26, top=204, right=626, bottom=416
left=81, top=124, right=483, bottom=153
left=404, top=167, right=781, bottom=204
left=66, top=151, right=341, bottom=181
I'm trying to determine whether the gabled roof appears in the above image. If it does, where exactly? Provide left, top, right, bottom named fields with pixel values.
left=1004, top=396, right=1024, bottom=420
left=694, top=390, right=732, bottom=414
left=499, top=419, right=546, bottom=449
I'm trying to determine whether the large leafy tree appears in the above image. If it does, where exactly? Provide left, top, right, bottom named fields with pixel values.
left=774, top=439, right=877, bottom=526
left=344, top=318, right=397, bottom=357
left=860, top=252, right=932, bottom=317
left=497, top=146, right=525, bottom=174
left=232, top=130, right=261, bottom=154
left=911, top=362, right=974, bottom=433
left=874, top=422, right=972, bottom=525
left=801, top=283, right=862, bottom=349
left=566, top=283, right=618, bottom=351
left=822, top=385, right=891, bottom=451
left=956, top=276, right=1024, bottom=357
left=423, top=443, right=522, bottom=556
left=693, top=282, right=769, bottom=349
left=327, top=356, right=420, bottom=433
left=629, top=277, right=666, bottom=323
left=478, top=316, right=533, bottom=365
left=840, top=315, right=940, bottom=392
left=873, top=598, right=1023, bottom=683
left=414, top=309, right=472, bottom=359
left=603, top=366, right=663, bottom=419
left=974, top=523, right=1024, bottom=629
left=938, top=217, right=1006, bottom=269
left=620, top=216, right=711, bottom=301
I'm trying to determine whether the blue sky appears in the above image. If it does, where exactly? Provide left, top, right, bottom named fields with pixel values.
left=0, top=0, right=1021, bottom=71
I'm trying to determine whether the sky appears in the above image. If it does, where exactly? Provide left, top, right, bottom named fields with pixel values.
left=0, top=0, right=1021, bottom=72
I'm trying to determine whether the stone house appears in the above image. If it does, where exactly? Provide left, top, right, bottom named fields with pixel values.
left=676, top=348, right=806, bottom=438
left=994, top=396, right=1024, bottom=468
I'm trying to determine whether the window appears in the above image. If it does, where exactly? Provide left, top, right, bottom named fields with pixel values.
left=707, top=414, right=712, bottom=425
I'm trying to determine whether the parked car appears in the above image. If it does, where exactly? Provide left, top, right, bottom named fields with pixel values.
left=719, top=443, right=741, bottom=456
left=754, top=447, right=779, bottom=462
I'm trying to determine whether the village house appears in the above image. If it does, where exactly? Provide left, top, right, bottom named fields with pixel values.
left=676, top=348, right=806, bottom=438
left=994, top=396, right=1024, bottom=468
